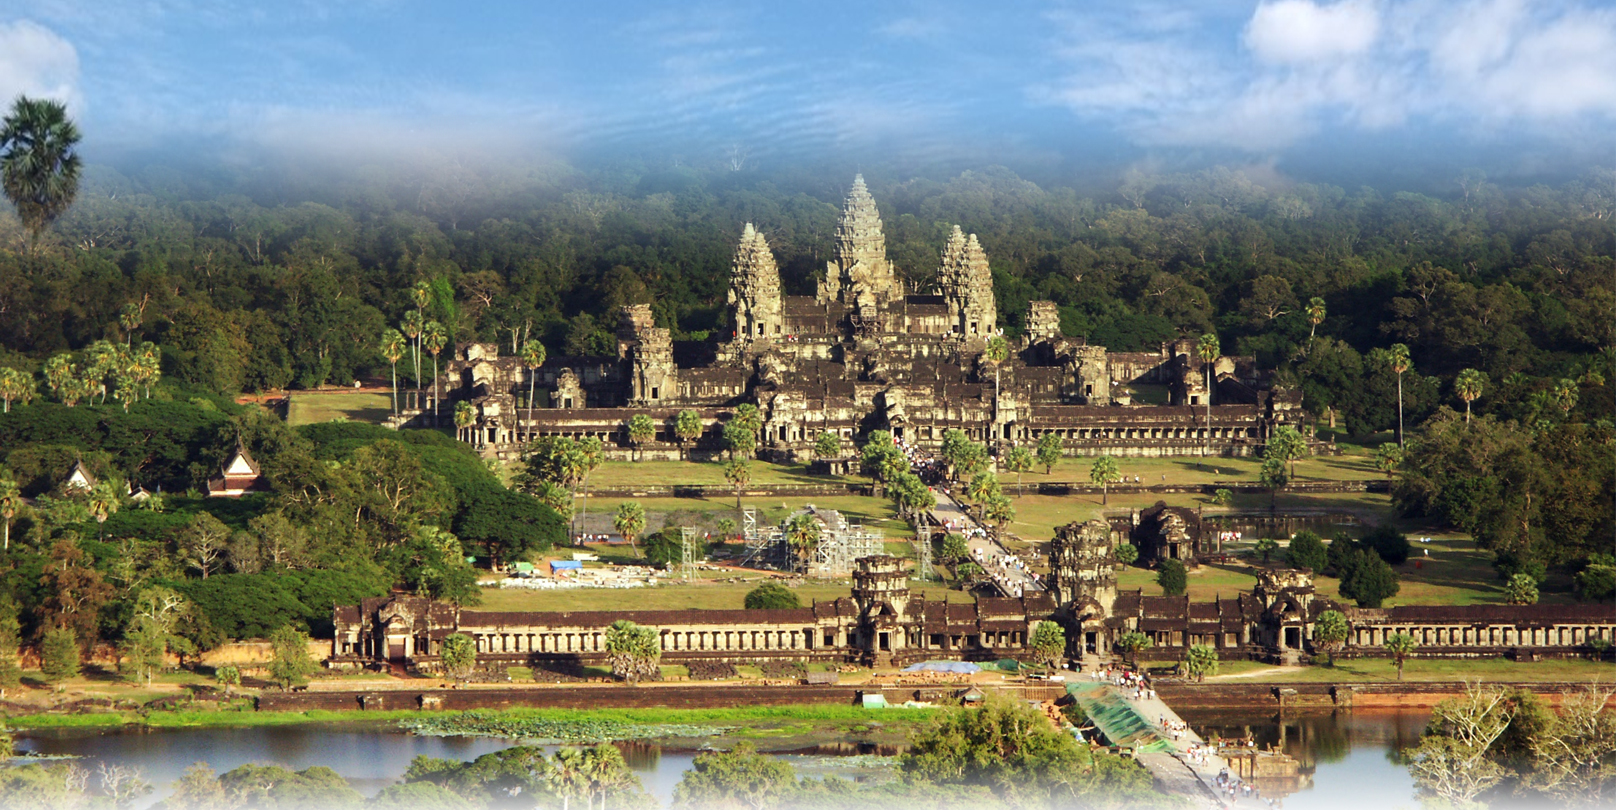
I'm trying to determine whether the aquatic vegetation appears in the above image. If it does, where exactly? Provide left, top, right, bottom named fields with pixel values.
left=400, top=710, right=733, bottom=743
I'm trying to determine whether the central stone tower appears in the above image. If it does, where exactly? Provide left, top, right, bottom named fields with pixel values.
left=818, top=174, right=903, bottom=311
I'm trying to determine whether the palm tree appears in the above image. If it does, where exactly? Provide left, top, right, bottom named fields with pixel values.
left=0, top=367, right=35, bottom=412
left=1004, top=445, right=1033, bottom=496
left=118, top=303, right=143, bottom=346
left=0, top=96, right=83, bottom=252
left=1454, top=369, right=1487, bottom=423
left=520, top=339, right=547, bottom=427
left=453, top=400, right=476, bottom=444
left=1553, top=378, right=1579, bottom=416
left=42, top=354, right=73, bottom=402
left=1305, top=297, right=1326, bottom=340
left=673, top=409, right=703, bottom=460
left=984, top=334, right=1009, bottom=392
left=1388, top=343, right=1411, bottom=445
left=0, top=474, right=21, bottom=551
left=626, top=414, right=655, bottom=462
left=86, top=481, right=119, bottom=540
left=1090, top=455, right=1120, bottom=505
left=613, top=502, right=647, bottom=558
left=421, top=320, right=448, bottom=418
left=1196, top=334, right=1220, bottom=456
left=569, top=437, right=604, bottom=541
left=549, top=748, right=589, bottom=810
left=723, top=460, right=752, bottom=513
left=380, top=329, right=406, bottom=415
left=1384, top=632, right=1418, bottom=680
left=134, top=344, right=160, bottom=398
left=784, top=511, right=821, bottom=572
left=84, top=340, right=118, bottom=405
left=400, top=310, right=424, bottom=410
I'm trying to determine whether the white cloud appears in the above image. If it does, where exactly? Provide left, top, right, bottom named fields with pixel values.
left=0, top=19, right=81, bottom=112
left=1042, top=0, right=1616, bottom=152
left=1244, top=0, right=1379, bottom=63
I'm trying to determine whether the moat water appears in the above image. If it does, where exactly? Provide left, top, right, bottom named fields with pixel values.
left=12, top=710, right=1445, bottom=809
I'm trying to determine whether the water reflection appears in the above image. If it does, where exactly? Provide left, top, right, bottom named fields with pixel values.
left=10, top=711, right=1460, bottom=810
left=1182, top=709, right=1430, bottom=810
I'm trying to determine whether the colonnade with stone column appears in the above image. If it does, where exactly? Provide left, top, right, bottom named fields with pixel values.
left=1347, top=622, right=1615, bottom=650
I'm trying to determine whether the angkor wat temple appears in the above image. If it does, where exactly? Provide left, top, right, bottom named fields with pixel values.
left=428, top=175, right=1314, bottom=462
left=330, top=521, right=1616, bottom=675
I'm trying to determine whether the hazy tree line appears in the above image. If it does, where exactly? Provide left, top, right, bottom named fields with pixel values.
left=0, top=161, right=1610, bottom=426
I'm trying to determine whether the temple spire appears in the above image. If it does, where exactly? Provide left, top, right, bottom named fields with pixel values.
left=730, top=222, right=781, bottom=343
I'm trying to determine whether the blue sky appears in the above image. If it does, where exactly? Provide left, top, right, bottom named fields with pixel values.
left=3, top=0, right=1616, bottom=175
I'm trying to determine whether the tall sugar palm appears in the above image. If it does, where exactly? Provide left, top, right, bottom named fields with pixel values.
left=118, top=303, right=142, bottom=346
left=421, top=320, right=448, bottom=418
left=0, top=474, right=21, bottom=550
left=1388, top=344, right=1411, bottom=445
left=134, top=344, right=160, bottom=398
left=548, top=748, right=589, bottom=810
left=1305, top=297, right=1327, bottom=340
left=0, top=367, right=35, bottom=412
left=84, top=340, right=119, bottom=405
left=0, top=96, right=83, bottom=252
left=520, top=339, right=547, bottom=427
left=453, top=400, right=476, bottom=444
left=1454, top=368, right=1487, bottom=424
left=86, top=481, right=119, bottom=540
left=400, top=310, right=424, bottom=410
left=380, top=328, right=406, bottom=415
left=1196, top=333, right=1220, bottom=456
left=784, top=511, right=821, bottom=573
left=626, top=414, right=655, bottom=462
left=42, top=354, right=73, bottom=402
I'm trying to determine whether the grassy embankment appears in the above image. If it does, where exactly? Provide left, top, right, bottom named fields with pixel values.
left=1204, top=657, right=1614, bottom=683
left=6, top=704, right=938, bottom=735
left=477, top=580, right=974, bottom=612
left=285, top=391, right=394, bottom=426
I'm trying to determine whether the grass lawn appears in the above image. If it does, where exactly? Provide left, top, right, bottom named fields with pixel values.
left=1018, top=451, right=1384, bottom=489
left=286, top=391, right=394, bottom=426
left=1208, top=657, right=1614, bottom=684
left=1119, top=563, right=1260, bottom=602
left=581, top=494, right=914, bottom=539
left=1001, top=489, right=1394, bottom=544
left=473, top=581, right=977, bottom=612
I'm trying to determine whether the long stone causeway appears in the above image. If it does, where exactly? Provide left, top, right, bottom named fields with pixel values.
left=1067, top=680, right=1264, bottom=808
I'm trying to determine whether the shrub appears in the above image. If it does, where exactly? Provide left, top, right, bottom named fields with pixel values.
left=744, top=582, right=800, bottom=610
left=1338, top=549, right=1400, bottom=608
left=1157, top=559, right=1187, bottom=596
left=1285, top=530, right=1328, bottom=572
left=1363, top=525, right=1410, bottom=565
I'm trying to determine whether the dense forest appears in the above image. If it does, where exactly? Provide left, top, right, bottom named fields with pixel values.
left=0, top=154, right=1611, bottom=664
left=1, top=161, right=1612, bottom=433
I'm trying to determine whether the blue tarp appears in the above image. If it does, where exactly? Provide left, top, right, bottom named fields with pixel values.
left=550, top=560, right=583, bottom=571
left=902, top=661, right=981, bottom=673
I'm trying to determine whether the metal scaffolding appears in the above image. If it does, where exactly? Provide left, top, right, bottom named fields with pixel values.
left=806, top=505, right=883, bottom=578
left=739, top=507, right=783, bottom=569
left=913, top=525, right=935, bottom=581
left=680, top=527, right=698, bottom=581
left=737, top=504, right=882, bottom=577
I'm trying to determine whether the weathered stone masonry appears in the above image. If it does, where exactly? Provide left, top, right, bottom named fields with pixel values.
left=423, top=175, right=1317, bottom=463
left=332, top=524, right=1614, bottom=674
